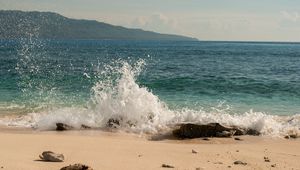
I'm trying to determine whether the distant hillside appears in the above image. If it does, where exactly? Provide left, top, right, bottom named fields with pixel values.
left=0, top=10, right=197, bottom=41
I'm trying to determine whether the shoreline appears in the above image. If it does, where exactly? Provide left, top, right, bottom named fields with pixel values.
left=0, top=128, right=299, bottom=169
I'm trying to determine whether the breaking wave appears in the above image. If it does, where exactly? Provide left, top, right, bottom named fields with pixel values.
left=1, top=59, right=299, bottom=137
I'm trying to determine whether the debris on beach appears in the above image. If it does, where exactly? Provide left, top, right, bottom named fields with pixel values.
left=264, top=156, right=270, bottom=162
left=172, top=123, right=260, bottom=139
left=162, top=164, right=175, bottom=168
left=192, top=149, right=198, bottom=154
left=60, top=163, right=93, bottom=170
left=56, top=123, right=74, bottom=131
left=39, top=151, right=64, bottom=162
left=233, top=160, right=247, bottom=165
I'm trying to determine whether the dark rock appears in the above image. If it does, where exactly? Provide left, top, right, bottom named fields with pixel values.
left=56, top=123, right=73, bottom=131
left=216, top=130, right=235, bottom=137
left=285, top=134, right=298, bottom=139
left=162, top=164, right=174, bottom=168
left=233, top=161, right=247, bottom=165
left=246, top=129, right=260, bottom=136
left=173, top=123, right=230, bottom=138
left=106, top=118, right=122, bottom=128
left=234, top=137, right=243, bottom=141
left=60, top=164, right=93, bottom=170
left=39, top=151, right=64, bottom=162
left=172, top=123, right=261, bottom=139
left=264, top=157, right=270, bottom=162
left=192, top=149, right=198, bottom=154
left=202, top=138, right=210, bottom=141
left=231, top=126, right=246, bottom=136
left=80, top=124, right=91, bottom=129
left=271, top=164, right=276, bottom=167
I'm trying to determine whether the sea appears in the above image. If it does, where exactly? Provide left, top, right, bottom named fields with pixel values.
left=0, top=39, right=299, bottom=136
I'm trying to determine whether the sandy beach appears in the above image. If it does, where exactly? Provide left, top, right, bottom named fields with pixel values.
left=0, top=128, right=299, bottom=170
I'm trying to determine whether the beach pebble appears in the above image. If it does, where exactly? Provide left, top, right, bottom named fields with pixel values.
left=39, top=151, right=64, bottom=162
left=233, top=161, right=247, bottom=165
left=162, top=164, right=174, bottom=168
left=234, top=137, right=242, bottom=141
left=264, top=157, right=270, bottom=162
left=192, top=149, right=198, bottom=154
left=60, top=163, right=93, bottom=170
left=56, top=123, right=73, bottom=131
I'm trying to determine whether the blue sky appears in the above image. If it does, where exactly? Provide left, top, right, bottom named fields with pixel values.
left=1, top=0, right=300, bottom=41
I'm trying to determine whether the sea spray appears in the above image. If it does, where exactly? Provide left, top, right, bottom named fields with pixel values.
left=1, top=59, right=299, bottom=137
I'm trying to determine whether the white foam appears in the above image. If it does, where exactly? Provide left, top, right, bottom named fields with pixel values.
left=1, top=60, right=299, bottom=137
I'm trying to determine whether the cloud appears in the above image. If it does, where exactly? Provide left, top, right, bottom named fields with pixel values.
left=280, top=11, right=300, bottom=22
left=131, top=13, right=178, bottom=34
left=279, top=11, right=300, bottom=29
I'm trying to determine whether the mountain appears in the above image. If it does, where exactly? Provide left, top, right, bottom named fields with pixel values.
left=0, top=10, right=197, bottom=41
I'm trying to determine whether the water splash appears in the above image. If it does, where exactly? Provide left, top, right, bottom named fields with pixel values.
left=1, top=59, right=299, bottom=137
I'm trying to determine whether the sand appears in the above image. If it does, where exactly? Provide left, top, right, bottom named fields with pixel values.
left=0, top=128, right=299, bottom=170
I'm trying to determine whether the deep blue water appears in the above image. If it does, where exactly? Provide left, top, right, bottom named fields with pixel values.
left=1, top=39, right=300, bottom=115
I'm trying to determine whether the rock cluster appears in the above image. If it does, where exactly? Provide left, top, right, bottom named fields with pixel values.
left=172, top=123, right=260, bottom=139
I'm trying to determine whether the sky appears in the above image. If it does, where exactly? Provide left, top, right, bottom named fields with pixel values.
left=1, top=0, right=300, bottom=41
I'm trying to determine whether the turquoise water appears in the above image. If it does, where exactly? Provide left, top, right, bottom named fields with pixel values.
left=0, top=39, right=300, bottom=135
left=1, top=39, right=299, bottom=115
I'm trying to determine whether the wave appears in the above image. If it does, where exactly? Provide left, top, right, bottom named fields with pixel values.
left=0, top=59, right=299, bottom=137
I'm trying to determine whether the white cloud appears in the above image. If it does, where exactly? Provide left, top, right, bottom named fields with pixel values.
left=281, top=11, right=300, bottom=22
left=131, top=13, right=178, bottom=34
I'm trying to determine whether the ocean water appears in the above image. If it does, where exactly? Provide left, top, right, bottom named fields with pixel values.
left=0, top=39, right=299, bottom=136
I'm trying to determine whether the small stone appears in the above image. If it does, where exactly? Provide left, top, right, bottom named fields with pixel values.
left=56, top=123, right=73, bottom=131
left=138, top=154, right=142, bottom=157
left=236, top=150, right=239, bottom=152
left=264, top=157, right=271, bottom=162
left=60, top=163, right=93, bottom=170
left=234, top=137, right=242, bottom=141
left=271, top=164, right=276, bottom=167
left=39, top=151, right=64, bottom=162
left=192, top=149, right=198, bottom=154
left=227, top=166, right=231, bottom=168
left=285, top=134, right=298, bottom=139
left=202, top=138, right=210, bottom=141
left=162, top=164, right=174, bottom=168
left=233, top=161, right=247, bottom=165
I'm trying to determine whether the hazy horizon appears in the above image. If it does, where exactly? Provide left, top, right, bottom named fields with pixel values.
left=1, top=0, right=300, bottom=42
